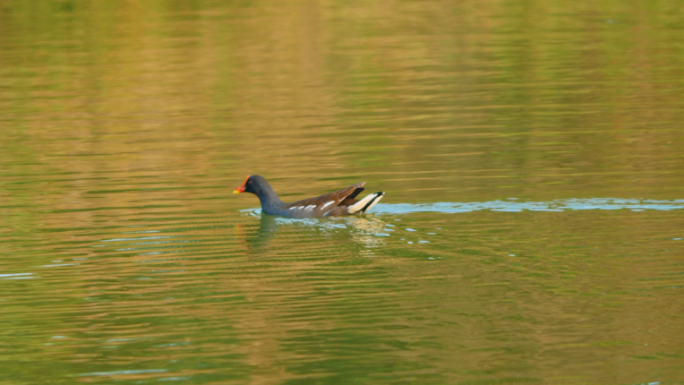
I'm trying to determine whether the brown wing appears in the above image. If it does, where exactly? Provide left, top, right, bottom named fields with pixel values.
left=284, top=182, right=365, bottom=216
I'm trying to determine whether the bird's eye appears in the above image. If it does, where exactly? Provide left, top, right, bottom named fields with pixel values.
left=248, top=181, right=253, bottom=185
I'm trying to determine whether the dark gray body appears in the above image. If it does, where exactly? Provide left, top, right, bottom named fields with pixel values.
left=236, top=175, right=382, bottom=219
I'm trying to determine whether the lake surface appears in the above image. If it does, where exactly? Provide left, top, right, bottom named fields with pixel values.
left=1, top=1, right=683, bottom=384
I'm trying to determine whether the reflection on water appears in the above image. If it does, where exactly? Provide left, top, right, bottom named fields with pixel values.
left=1, top=0, right=684, bottom=384
left=243, top=214, right=390, bottom=249
left=22, top=207, right=680, bottom=385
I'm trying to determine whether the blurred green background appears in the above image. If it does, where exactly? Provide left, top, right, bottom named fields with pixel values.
left=1, top=0, right=683, bottom=384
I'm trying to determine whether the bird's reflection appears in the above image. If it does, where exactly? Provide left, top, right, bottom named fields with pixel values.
left=247, top=214, right=280, bottom=249
left=243, top=212, right=389, bottom=251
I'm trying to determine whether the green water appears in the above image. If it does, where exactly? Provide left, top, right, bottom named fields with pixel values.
left=1, top=1, right=684, bottom=384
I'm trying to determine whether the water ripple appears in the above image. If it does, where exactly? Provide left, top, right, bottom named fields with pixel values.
left=243, top=198, right=684, bottom=217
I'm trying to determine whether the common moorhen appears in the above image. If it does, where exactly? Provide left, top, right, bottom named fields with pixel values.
left=233, top=175, right=384, bottom=218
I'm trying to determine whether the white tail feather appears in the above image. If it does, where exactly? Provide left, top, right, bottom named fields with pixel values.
left=348, top=192, right=384, bottom=214
left=362, top=193, right=383, bottom=213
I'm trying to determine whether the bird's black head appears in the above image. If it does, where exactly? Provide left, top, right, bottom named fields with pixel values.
left=233, top=175, right=269, bottom=196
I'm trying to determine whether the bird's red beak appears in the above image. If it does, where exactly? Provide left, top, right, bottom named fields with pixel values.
left=233, top=175, right=250, bottom=194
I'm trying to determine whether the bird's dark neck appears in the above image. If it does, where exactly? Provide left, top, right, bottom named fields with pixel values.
left=255, top=183, right=283, bottom=212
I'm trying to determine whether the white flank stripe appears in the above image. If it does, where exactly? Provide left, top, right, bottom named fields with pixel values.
left=305, top=205, right=316, bottom=210
left=320, top=201, right=335, bottom=210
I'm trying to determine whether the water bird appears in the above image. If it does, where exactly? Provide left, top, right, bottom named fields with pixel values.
left=233, top=175, right=384, bottom=218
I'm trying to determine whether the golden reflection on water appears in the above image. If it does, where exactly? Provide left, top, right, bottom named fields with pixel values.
left=1, top=0, right=683, bottom=384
